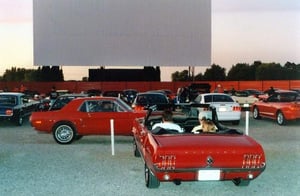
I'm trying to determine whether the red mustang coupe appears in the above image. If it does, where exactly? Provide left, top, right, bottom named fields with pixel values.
left=132, top=104, right=266, bottom=188
left=252, top=90, right=300, bottom=125
left=30, top=97, right=146, bottom=144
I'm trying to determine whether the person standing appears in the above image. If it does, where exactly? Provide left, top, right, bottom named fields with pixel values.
left=49, top=86, right=58, bottom=105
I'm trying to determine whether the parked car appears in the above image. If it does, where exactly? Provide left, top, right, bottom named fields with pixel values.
left=0, top=92, right=40, bottom=125
left=122, top=89, right=138, bottom=104
left=243, top=89, right=264, bottom=98
left=132, top=104, right=266, bottom=188
left=102, top=90, right=124, bottom=98
left=131, top=92, right=169, bottom=111
left=252, top=90, right=300, bottom=125
left=194, top=93, right=241, bottom=125
left=231, top=90, right=259, bottom=105
left=49, top=93, right=89, bottom=111
left=30, top=97, right=146, bottom=144
left=86, top=89, right=102, bottom=97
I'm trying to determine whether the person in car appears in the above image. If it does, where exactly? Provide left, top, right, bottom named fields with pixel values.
left=152, top=110, right=184, bottom=133
left=192, top=113, right=217, bottom=133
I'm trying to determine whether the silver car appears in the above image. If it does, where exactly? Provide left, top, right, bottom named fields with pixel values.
left=194, top=93, right=241, bottom=125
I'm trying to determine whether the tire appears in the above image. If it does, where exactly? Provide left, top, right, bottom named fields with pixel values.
left=232, top=120, right=240, bottom=125
left=15, top=115, right=23, bottom=126
left=145, top=164, right=160, bottom=188
left=253, top=106, right=261, bottom=119
left=52, top=122, right=76, bottom=144
left=233, top=178, right=250, bottom=186
left=133, top=139, right=141, bottom=157
left=276, top=111, right=286, bottom=125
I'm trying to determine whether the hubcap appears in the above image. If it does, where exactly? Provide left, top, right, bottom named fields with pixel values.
left=277, top=113, right=283, bottom=124
left=56, top=125, right=73, bottom=142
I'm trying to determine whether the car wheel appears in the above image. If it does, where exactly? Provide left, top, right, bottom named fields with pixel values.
left=276, top=111, right=286, bottom=125
left=53, top=122, right=75, bottom=144
left=15, top=115, right=23, bottom=126
left=133, top=139, right=140, bottom=157
left=145, top=164, right=160, bottom=188
left=232, top=178, right=250, bottom=186
left=253, top=106, right=261, bottom=119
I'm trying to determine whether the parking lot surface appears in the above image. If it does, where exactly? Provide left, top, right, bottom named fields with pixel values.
left=1, top=114, right=299, bottom=196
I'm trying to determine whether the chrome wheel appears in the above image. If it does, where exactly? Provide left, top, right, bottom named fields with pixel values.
left=253, top=107, right=261, bottom=119
left=53, top=123, right=75, bottom=144
left=276, top=111, right=286, bottom=125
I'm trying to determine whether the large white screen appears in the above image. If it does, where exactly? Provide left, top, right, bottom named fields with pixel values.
left=33, top=0, right=211, bottom=66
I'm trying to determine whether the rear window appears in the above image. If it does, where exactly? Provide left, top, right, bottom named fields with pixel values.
left=213, top=95, right=234, bottom=102
left=0, top=95, right=17, bottom=106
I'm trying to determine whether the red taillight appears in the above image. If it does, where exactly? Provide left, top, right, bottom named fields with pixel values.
left=233, top=106, right=241, bottom=111
left=242, top=154, right=265, bottom=169
left=5, top=109, right=13, bottom=116
left=155, top=155, right=176, bottom=170
left=133, top=105, right=145, bottom=111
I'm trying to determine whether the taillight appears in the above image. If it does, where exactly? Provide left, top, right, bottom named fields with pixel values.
left=155, top=155, right=176, bottom=170
left=133, top=105, right=145, bottom=111
left=242, top=154, right=266, bottom=169
left=233, top=106, right=241, bottom=111
left=5, top=109, right=13, bottom=116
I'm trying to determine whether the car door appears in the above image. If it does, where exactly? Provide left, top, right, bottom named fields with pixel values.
left=79, top=100, right=135, bottom=135
left=259, top=94, right=279, bottom=117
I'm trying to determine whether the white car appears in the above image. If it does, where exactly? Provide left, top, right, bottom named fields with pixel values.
left=194, top=93, right=241, bottom=125
left=231, top=91, right=259, bottom=105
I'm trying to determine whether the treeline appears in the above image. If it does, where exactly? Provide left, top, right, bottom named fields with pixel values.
left=0, top=66, right=64, bottom=82
left=1, top=61, right=299, bottom=82
left=172, top=61, right=300, bottom=81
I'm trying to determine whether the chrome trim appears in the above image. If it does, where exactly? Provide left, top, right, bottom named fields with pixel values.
left=153, top=165, right=266, bottom=173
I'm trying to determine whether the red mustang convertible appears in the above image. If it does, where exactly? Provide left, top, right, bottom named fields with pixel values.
left=30, top=97, right=145, bottom=144
left=132, top=104, right=266, bottom=188
left=252, top=90, right=300, bottom=125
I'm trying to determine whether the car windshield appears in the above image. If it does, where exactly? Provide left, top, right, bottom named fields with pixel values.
left=0, top=95, right=17, bottom=106
left=50, top=97, right=74, bottom=110
left=269, top=92, right=299, bottom=102
left=136, top=94, right=168, bottom=106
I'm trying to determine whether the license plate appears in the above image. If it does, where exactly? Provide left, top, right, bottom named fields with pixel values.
left=219, top=107, right=227, bottom=112
left=198, top=170, right=220, bottom=181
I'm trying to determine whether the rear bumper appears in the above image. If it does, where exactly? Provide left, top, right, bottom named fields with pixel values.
left=153, top=166, right=266, bottom=182
left=217, top=111, right=241, bottom=121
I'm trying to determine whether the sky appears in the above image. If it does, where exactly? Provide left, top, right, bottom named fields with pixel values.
left=0, top=0, right=299, bottom=81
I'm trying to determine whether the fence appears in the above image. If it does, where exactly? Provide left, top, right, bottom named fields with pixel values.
left=1, top=80, right=300, bottom=95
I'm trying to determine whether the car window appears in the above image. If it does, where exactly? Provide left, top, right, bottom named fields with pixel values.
left=51, top=97, right=73, bottom=110
left=136, top=94, right=168, bottom=105
left=204, top=95, right=212, bottom=103
left=267, top=95, right=279, bottom=102
left=80, top=100, right=127, bottom=112
left=0, top=95, right=17, bottom=106
left=21, top=95, right=29, bottom=104
left=213, top=95, right=233, bottom=102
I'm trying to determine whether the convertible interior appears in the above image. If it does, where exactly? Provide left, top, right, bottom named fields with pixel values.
left=144, top=104, right=242, bottom=135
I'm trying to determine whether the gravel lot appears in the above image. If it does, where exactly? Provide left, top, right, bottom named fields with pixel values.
left=1, top=113, right=300, bottom=196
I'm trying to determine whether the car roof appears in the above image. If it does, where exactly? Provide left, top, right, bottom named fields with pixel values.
left=200, top=93, right=231, bottom=96
left=0, top=92, right=24, bottom=96
left=137, top=92, right=167, bottom=95
left=73, top=96, right=120, bottom=101
left=57, top=93, right=88, bottom=97
left=274, top=90, right=298, bottom=94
